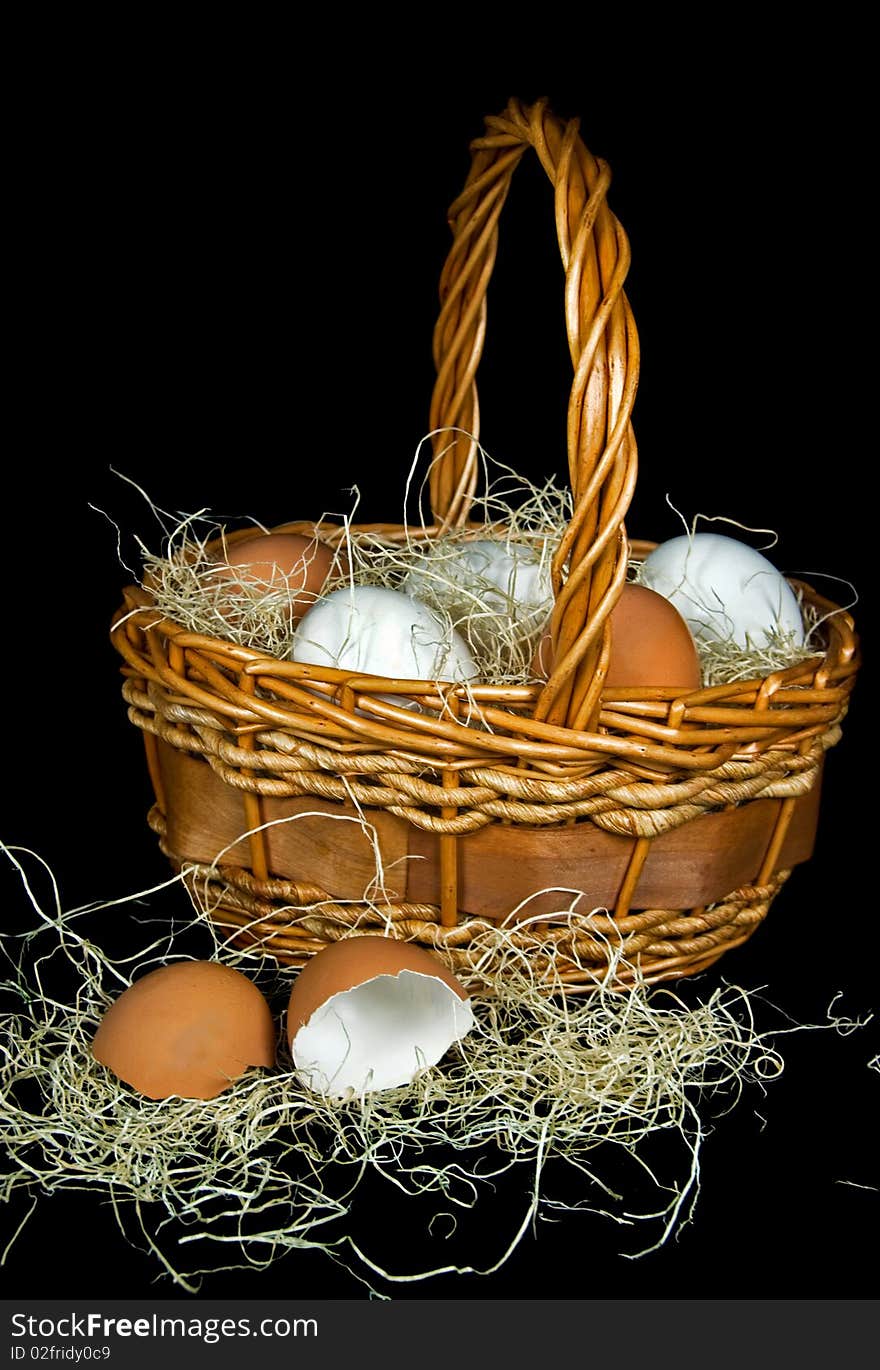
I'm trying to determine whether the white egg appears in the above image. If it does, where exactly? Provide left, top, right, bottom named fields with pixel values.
left=291, top=584, right=479, bottom=684
left=639, top=533, right=805, bottom=649
left=402, top=538, right=553, bottom=621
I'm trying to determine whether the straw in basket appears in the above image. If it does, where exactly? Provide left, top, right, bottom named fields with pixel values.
left=110, top=98, right=859, bottom=991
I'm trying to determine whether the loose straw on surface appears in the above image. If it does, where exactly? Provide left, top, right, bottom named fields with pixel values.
left=1, top=837, right=864, bottom=1295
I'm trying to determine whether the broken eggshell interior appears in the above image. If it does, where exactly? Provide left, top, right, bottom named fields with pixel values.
left=286, top=936, right=476, bottom=1098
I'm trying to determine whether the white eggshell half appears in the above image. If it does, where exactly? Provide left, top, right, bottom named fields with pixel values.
left=403, top=539, right=553, bottom=618
left=291, top=970, right=476, bottom=1097
left=291, top=584, right=479, bottom=683
left=639, top=533, right=806, bottom=649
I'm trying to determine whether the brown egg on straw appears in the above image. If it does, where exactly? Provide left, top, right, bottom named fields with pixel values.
left=92, top=960, right=277, bottom=1100
left=212, top=532, right=336, bottom=624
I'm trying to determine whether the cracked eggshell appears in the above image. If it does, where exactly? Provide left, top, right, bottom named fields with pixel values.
left=286, top=936, right=475, bottom=1098
left=92, top=960, right=277, bottom=1100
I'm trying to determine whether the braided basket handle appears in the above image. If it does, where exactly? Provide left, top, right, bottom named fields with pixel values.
left=429, top=97, right=640, bottom=732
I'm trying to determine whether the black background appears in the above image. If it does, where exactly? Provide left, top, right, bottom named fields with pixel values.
left=2, top=26, right=877, bottom=1305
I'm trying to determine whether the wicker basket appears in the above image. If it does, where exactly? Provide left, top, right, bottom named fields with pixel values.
left=110, top=98, right=859, bottom=991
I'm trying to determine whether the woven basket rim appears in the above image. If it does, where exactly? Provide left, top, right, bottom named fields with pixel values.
left=118, top=518, right=859, bottom=686
left=112, top=513, right=859, bottom=792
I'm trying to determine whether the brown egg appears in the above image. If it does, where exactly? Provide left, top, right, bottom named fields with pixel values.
left=287, top=936, right=469, bottom=1043
left=533, top=583, right=702, bottom=689
left=213, top=532, right=337, bottom=623
left=92, top=961, right=276, bottom=1100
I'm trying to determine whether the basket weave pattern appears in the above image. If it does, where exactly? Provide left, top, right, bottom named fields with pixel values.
left=111, top=100, right=859, bottom=989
